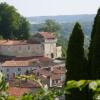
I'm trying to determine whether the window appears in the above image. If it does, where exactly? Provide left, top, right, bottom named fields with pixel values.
left=18, top=68, right=21, bottom=71
left=6, top=69, right=9, bottom=72
left=28, top=46, right=30, bottom=50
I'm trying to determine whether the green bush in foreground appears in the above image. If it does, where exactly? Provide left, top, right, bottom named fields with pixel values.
left=0, top=73, right=100, bottom=100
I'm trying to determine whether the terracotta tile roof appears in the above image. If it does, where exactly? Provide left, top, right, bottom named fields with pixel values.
left=39, top=69, right=51, bottom=76
left=0, top=40, right=40, bottom=46
left=9, top=80, right=40, bottom=88
left=51, top=74, right=61, bottom=80
left=38, top=32, right=55, bottom=39
left=53, top=68, right=65, bottom=74
left=8, top=87, right=30, bottom=97
left=0, top=40, right=28, bottom=45
left=2, top=60, right=34, bottom=67
left=1, top=56, right=54, bottom=67
left=39, top=70, right=63, bottom=80
left=14, top=56, right=54, bottom=67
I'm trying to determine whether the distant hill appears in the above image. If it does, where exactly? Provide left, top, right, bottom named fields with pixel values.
left=27, top=14, right=95, bottom=37
left=27, top=14, right=95, bottom=24
left=27, top=14, right=95, bottom=54
left=27, top=14, right=95, bottom=47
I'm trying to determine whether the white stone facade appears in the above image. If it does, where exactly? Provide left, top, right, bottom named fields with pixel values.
left=0, top=65, right=35, bottom=79
left=43, top=39, right=57, bottom=58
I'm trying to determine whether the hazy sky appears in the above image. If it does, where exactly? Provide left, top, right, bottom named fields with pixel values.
left=0, top=0, right=100, bottom=17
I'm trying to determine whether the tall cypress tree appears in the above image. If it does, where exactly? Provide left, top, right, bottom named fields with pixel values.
left=66, top=22, right=87, bottom=80
left=88, top=8, right=100, bottom=79
left=65, top=23, right=87, bottom=100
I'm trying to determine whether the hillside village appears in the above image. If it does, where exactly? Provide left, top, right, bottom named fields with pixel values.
left=0, top=1, right=99, bottom=100
left=0, top=32, right=65, bottom=97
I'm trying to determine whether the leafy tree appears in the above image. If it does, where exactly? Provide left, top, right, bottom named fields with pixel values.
left=0, top=35, right=3, bottom=39
left=88, top=8, right=100, bottom=79
left=39, top=19, right=60, bottom=34
left=65, top=22, right=88, bottom=100
left=15, top=17, right=30, bottom=40
left=0, top=2, right=30, bottom=40
left=0, top=2, right=20, bottom=39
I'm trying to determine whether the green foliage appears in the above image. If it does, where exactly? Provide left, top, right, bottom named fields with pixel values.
left=39, top=19, right=60, bottom=33
left=20, top=93, right=33, bottom=100
left=7, top=96, right=16, bottom=100
left=0, top=2, right=30, bottom=40
left=14, top=17, right=30, bottom=40
left=0, top=35, right=3, bottom=40
left=66, top=22, right=87, bottom=80
left=16, top=78, right=100, bottom=100
left=88, top=8, right=100, bottom=79
left=65, top=80, right=100, bottom=100
left=0, top=72, right=9, bottom=100
left=57, top=36, right=67, bottom=58
left=65, top=22, right=88, bottom=100
left=0, top=73, right=100, bottom=100
left=16, top=75, right=63, bottom=100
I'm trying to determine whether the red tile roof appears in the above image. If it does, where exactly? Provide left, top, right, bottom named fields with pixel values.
left=1, top=57, right=51, bottom=67
left=8, top=87, right=30, bottom=97
left=9, top=79, right=40, bottom=88
left=0, top=39, right=40, bottom=46
left=0, top=40, right=28, bottom=46
left=40, top=69, right=51, bottom=76
left=53, top=68, right=65, bottom=74
left=51, top=74, right=61, bottom=80
left=38, top=32, right=55, bottom=39
left=2, top=60, right=34, bottom=67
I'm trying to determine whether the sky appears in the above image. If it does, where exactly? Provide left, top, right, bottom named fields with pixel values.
left=0, top=0, right=100, bottom=17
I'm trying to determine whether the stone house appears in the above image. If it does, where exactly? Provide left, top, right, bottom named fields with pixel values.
left=0, top=40, right=44, bottom=57
left=0, top=32, right=63, bottom=87
left=0, top=60, right=35, bottom=79
left=0, top=32, right=62, bottom=58
left=29, top=32, right=62, bottom=58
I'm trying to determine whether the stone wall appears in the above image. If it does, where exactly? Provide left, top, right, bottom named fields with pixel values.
left=0, top=44, right=44, bottom=57
left=44, top=39, right=57, bottom=58
left=56, top=46, right=62, bottom=58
